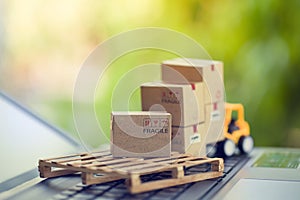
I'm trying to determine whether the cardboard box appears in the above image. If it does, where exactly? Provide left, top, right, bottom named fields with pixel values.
left=141, top=82, right=204, bottom=127
left=161, top=58, right=224, bottom=104
left=203, top=101, right=226, bottom=144
left=111, top=111, right=171, bottom=158
left=172, top=123, right=206, bottom=157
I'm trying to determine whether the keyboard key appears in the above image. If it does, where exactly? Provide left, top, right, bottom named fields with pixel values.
left=89, top=184, right=111, bottom=190
left=225, top=157, right=241, bottom=165
left=223, top=166, right=233, bottom=174
left=177, top=180, right=218, bottom=199
left=68, top=197, right=90, bottom=200
left=121, top=190, right=156, bottom=200
left=154, top=189, right=180, bottom=198
left=96, top=196, right=119, bottom=200
left=71, top=193, right=96, bottom=199
left=52, top=194, right=69, bottom=200
left=61, top=189, right=78, bottom=196
left=121, top=197, right=145, bottom=200
left=114, top=184, right=127, bottom=190
left=162, top=186, right=183, bottom=192
left=224, top=159, right=237, bottom=166
left=109, top=187, right=127, bottom=194
left=148, top=196, right=173, bottom=200
left=100, top=192, right=123, bottom=198
left=81, top=189, right=104, bottom=196
left=69, top=185, right=86, bottom=192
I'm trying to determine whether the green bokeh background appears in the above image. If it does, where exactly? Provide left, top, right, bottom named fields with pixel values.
left=1, top=0, right=300, bottom=148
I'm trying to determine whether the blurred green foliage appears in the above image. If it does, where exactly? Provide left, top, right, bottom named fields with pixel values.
left=2, top=0, right=300, bottom=147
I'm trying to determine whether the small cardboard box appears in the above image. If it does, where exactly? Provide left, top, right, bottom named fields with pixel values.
left=161, top=58, right=224, bottom=104
left=172, top=123, right=206, bottom=157
left=141, top=82, right=204, bottom=127
left=203, top=101, right=226, bottom=144
left=111, top=111, right=171, bottom=158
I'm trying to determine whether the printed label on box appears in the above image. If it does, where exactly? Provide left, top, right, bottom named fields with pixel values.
left=161, top=91, right=181, bottom=104
left=190, top=133, right=201, bottom=144
left=211, top=110, right=221, bottom=121
left=143, top=118, right=169, bottom=134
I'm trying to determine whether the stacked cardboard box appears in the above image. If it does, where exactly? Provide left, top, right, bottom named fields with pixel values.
left=141, top=82, right=204, bottom=127
left=204, top=101, right=225, bottom=144
left=161, top=58, right=224, bottom=104
left=111, top=111, right=171, bottom=158
left=161, top=58, right=225, bottom=151
left=172, top=124, right=206, bottom=157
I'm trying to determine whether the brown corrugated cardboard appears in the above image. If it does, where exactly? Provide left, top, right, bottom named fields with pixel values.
left=161, top=58, right=224, bottom=104
left=203, top=101, right=226, bottom=144
left=141, top=82, right=204, bottom=127
left=172, top=123, right=206, bottom=157
left=111, top=111, right=171, bottom=158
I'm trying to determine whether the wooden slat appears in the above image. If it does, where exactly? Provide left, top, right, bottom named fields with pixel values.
left=52, top=151, right=111, bottom=164
left=115, top=156, right=201, bottom=173
left=81, top=172, right=125, bottom=185
left=92, top=159, right=145, bottom=169
left=67, top=156, right=114, bottom=167
left=83, top=157, right=142, bottom=168
left=143, top=154, right=191, bottom=163
left=42, top=150, right=110, bottom=162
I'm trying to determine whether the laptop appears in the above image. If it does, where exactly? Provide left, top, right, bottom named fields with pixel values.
left=0, top=91, right=299, bottom=200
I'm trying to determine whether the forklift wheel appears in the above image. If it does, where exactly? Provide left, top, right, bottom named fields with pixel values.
left=238, top=136, right=254, bottom=154
left=206, top=144, right=217, bottom=157
left=219, top=139, right=235, bottom=157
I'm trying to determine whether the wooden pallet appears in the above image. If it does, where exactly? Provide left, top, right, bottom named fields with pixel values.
left=39, top=150, right=224, bottom=194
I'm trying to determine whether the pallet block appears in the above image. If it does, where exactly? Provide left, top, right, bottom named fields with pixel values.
left=39, top=150, right=224, bottom=194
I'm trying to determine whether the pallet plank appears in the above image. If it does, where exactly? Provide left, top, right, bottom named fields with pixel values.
left=82, top=172, right=125, bottom=185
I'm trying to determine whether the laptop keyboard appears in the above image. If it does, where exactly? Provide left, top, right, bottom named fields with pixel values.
left=52, top=155, right=249, bottom=200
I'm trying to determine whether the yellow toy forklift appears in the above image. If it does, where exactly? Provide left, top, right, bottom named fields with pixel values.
left=210, top=103, right=254, bottom=157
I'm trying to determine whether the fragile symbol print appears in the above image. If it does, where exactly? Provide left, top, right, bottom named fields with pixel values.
left=143, top=118, right=169, bottom=134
